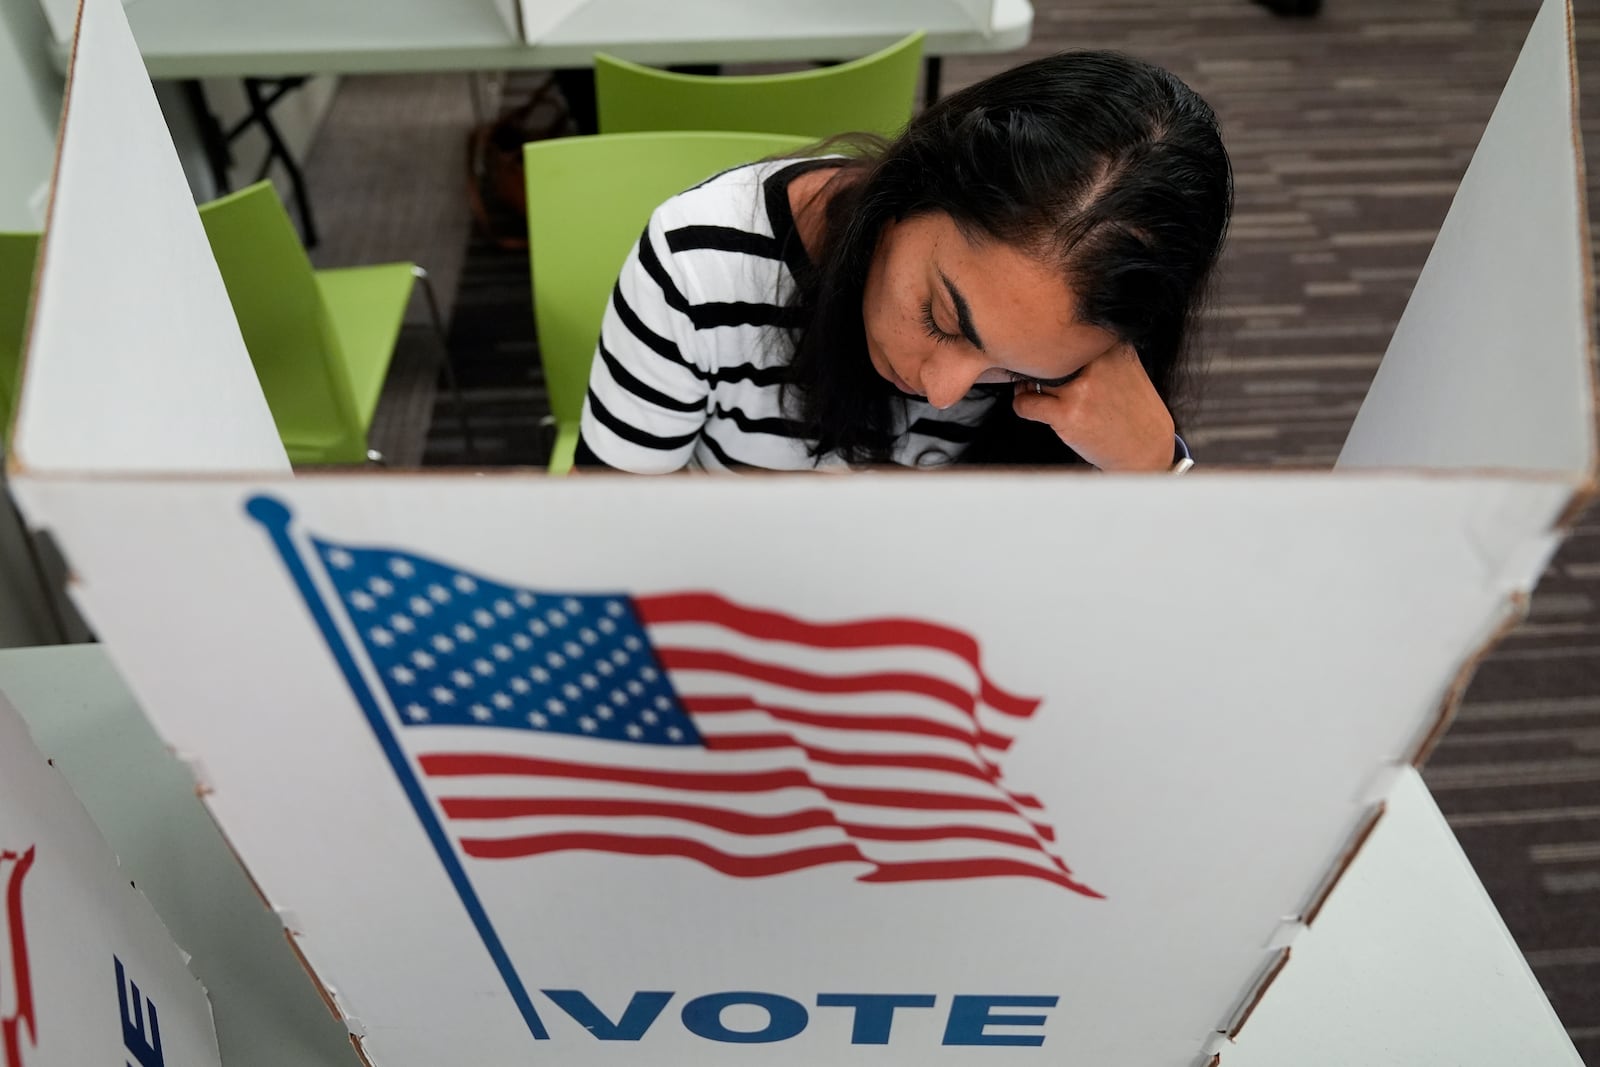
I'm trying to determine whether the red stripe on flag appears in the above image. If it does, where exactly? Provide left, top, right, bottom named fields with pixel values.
left=840, top=821, right=1057, bottom=850
left=439, top=796, right=1059, bottom=850
left=821, top=783, right=1038, bottom=814
left=441, top=796, right=841, bottom=836
left=455, top=833, right=1098, bottom=896
left=860, top=859, right=1103, bottom=898
left=657, top=647, right=981, bottom=720
left=700, top=731, right=1049, bottom=827
left=682, top=695, right=1014, bottom=752
left=704, top=732, right=999, bottom=782
left=634, top=592, right=1038, bottom=717
left=458, top=833, right=867, bottom=876
left=422, top=752, right=810, bottom=792
left=421, top=754, right=1037, bottom=815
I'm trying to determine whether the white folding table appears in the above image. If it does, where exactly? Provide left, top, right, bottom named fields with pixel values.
left=33, top=0, right=1031, bottom=246
left=39, top=0, right=1033, bottom=78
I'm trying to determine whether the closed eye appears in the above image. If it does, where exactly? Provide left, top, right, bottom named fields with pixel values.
left=1005, top=368, right=1083, bottom=388
left=920, top=300, right=959, bottom=345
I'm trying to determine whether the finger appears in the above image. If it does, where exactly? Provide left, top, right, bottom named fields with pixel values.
left=1011, top=383, right=1062, bottom=424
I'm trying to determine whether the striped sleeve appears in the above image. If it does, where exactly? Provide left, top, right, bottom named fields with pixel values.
left=579, top=210, right=712, bottom=473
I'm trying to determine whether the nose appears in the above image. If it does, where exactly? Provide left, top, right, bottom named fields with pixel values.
left=919, top=347, right=988, bottom=410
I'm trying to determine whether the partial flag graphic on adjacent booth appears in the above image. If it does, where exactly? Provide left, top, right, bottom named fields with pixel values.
left=0, top=846, right=36, bottom=1067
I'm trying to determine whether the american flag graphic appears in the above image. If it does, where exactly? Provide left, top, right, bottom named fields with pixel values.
left=304, top=535, right=1098, bottom=899
left=1, top=847, right=36, bottom=1067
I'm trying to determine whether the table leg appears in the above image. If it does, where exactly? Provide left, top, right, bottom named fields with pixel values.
left=181, top=79, right=234, bottom=199
left=924, top=56, right=943, bottom=108
left=241, top=78, right=320, bottom=249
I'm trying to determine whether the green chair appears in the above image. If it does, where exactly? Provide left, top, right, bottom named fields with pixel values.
left=198, top=181, right=472, bottom=465
left=0, top=232, right=40, bottom=446
left=594, top=31, right=924, bottom=140
left=524, top=131, right=810, bottom=474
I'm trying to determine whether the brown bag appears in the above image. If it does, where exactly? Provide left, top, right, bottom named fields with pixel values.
left=466, top=76, right=575, bottom=251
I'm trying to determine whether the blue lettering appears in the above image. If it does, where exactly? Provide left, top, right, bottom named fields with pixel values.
left=114, top=957, right=165, bottom=1067
left=541, top=990, right=672, bottom=1041
left=531, top=987, right=1062, bottom=1045
left=816, top=993, right=937, bottom=1044
left=942, top=994, right=1058, bottom=1047
left=681, top=992, right=808, bottom=1044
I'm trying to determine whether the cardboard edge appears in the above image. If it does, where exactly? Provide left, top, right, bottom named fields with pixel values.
left=198, top=782, right=374, bottom=1061
left=1223, top=946, right=1292, bottom=1040
left=282, top=932, right=378, bottom=1067
left=178, top=757, right=362, bottom=1042
left=188, top=777, right=276, bottom=913
left=1299, top=802, right=1386, bottom=928
left=349, top=1033, right=378, bottom=1067
left=1209, top=800, right=1388, bottom=1051
left=1407, top=591, right=1531, bottom=768
left=1211, top=804, right=1386, bottom=1054
left=2, top=463, right=1589, bottom=486
left=280, top=927, right=344, bottom=1025
left=1219, top=495, right=1571, bottom=1053
left=1562, top=0, right=1600, bottom=496
left=3, top=0, right=84, bottom=478
left=1555, top=483, right=1595, bottom=530
left=1205, top=804, right=1381, bottom=1059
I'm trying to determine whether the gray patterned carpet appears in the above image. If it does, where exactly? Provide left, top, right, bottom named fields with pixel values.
left=302, top=0, right=1600, bottom=1058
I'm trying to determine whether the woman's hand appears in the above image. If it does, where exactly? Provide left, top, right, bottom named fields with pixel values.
left=1011, top=345, right=1175, bottom=471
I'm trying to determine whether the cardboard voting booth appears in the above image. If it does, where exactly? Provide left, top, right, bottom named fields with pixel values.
left=4, top=0, right=1596, bottom=1064
left=0, top=690, right=222, bottom=1067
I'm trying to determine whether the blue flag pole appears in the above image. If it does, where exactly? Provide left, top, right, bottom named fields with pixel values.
left=246, top=495, right=550, bottom=1041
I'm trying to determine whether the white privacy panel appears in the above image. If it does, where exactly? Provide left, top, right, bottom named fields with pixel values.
left=7, top=469, right=1574, bottom=1066
left=10, top=0, right=287, bottom=474
left=1338, top=0, right=1597, bottom=475
left=0, top=690, right=222, bottom=1067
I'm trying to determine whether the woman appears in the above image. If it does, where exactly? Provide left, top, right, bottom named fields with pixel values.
left=573, top=50, right=1232, bottom=473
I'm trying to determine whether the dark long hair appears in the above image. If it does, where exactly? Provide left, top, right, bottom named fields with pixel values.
left=783, top=51, right=1233, bottom=465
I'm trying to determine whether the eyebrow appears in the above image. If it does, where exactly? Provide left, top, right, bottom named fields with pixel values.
left=938, top=270, right=1093, bottom=389
left=939, top=272, right=986, bottom=351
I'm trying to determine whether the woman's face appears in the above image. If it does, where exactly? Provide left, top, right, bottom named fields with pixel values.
left=861, top=212, right=1123, bottom=409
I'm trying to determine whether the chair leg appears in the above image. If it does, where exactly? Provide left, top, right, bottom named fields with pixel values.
left=412, top=265, right=480, bottom=463
left=468, top=71, right=488, bottom=128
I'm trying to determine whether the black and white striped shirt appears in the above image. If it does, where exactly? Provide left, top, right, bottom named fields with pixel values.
left=576, top=158, right=1002, bottom=473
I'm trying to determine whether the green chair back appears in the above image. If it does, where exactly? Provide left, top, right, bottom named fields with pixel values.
left=595, top=31, right=923, bottom=140
left=198, top=182, right=366, bottom=464
left=0, top=232, right=41, bottom=446
left=524, top=131, right=811, bottom=458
